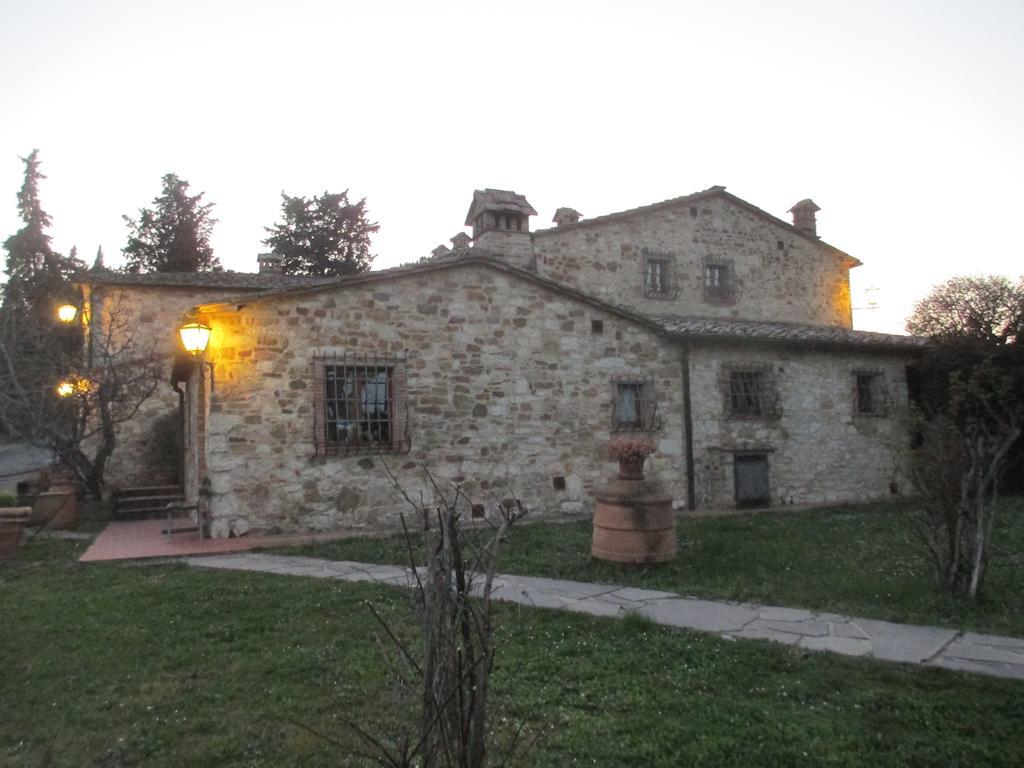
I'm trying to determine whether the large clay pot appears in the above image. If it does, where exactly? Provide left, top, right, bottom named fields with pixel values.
left=32, top=490, right=80, bottom=531
left=0, top=507, right=31, bottom=559
left=617, top=458, right=645, bottom=480
left=592, top=477, right=677, bottom=565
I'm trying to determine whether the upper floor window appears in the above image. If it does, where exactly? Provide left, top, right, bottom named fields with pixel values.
left=854, top=371, right=889, bottom=416
left=724, top=367, right=782, bottom=420
left=642, top=249, right=676, bottom=298
left=703, top=259, right=737, bottom=304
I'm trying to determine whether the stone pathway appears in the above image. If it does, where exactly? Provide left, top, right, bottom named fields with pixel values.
left=183, top=552, right=1024, bottom=682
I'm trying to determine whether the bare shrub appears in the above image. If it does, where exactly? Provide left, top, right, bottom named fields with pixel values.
left=905, top=361, right=1023, bottom=599
left=349, top=465, right=536, bottom=768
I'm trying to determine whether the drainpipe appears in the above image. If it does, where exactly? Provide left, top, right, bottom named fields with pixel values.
left=681, top=345, right=696, bottom=511
left=171, top=381, right=185, bottom=489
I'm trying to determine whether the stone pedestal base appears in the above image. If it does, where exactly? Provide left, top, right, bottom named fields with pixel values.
left=591, top=478, right=677, bottom=564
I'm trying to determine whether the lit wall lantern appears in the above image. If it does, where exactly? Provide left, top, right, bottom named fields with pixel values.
left=179, top=322, right=212, bottom=356
left=57, top=304, right=78, bottom=324
left=56, top=377, right=91, bottom=398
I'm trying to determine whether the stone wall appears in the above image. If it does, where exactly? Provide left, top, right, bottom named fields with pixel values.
left=200, top=262, right=687, bottom=536
left=88, top=284, right=245, bottom=488
left=687, top=342, right=910, bottom=508
left=532, top=196, right=853, bottom=328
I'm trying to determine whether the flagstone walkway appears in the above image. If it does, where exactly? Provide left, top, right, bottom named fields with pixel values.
left=183, top=552, right=1024, bottom=682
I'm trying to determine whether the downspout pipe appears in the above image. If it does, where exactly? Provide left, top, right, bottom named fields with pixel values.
left=681, top=344, right=696, bottom=511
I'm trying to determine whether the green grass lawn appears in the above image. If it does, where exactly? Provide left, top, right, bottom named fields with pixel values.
left=286, top=499, right=1024, bottom=638
left=3, top=536, right=1024, bottom=766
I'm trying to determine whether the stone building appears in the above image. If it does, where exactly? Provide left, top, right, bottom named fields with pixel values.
left=80, top=186, right=924, bottom=536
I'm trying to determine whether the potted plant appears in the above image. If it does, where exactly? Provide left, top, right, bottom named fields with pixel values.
left=607, top=437, right=657, bottom=480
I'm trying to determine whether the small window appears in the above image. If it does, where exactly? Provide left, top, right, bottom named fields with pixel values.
left=776, top=240, right=784, bottom=251
left=703, top=262, right=736, bottom=304
left=314, top=352, right=408, bottom=455
left=854, top=372, right=889, bottom=416
left=689, top=206, right=698, bottom=218
left=471, top=503, right=486, bottom=519
left=725, top=369, right=781, bottom=419
left=591, top=319, right=604, bottom=334
left=612, top=378, right=659, bottom=431
left=325, top=365, right=393, bottom=446
left=552, top=476, right=566, bottom=491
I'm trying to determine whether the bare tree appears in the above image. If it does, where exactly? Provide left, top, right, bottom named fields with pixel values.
left=906, top=274, right=1023, bottom=346
left=904, top=361, right=1023, bottom=599
left=349, top=466, right=537, bottom=768
left=0, top=292, right=162, bottom=496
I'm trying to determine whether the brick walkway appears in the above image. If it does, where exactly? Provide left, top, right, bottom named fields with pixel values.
left=183, top=552, right=1024, bottom=682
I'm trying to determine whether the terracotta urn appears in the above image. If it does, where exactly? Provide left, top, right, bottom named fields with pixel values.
left=0, top=507, right=31, bottom=559
left=594, top=438, right=676, bottom=565
left=617, top=457, right=646, bottom=480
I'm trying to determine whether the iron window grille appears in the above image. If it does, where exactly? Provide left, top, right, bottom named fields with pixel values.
left=853, top=371, right=890, bottom=417
left=703, top=260, right=738, bottom=304
left=724, top=368, right=782, bottom=420
left=641, top=248, right=679, bottom=299
left=612, top=376, right=661, bottom=431
left=313, top=351, right=410, bottom=456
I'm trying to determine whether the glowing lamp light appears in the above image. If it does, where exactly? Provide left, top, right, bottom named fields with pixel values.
left=57, top=304, right=78, bottom=324
left=56, top=377, right=91, bottom=398
left=179, top=321, right=212, bottom=356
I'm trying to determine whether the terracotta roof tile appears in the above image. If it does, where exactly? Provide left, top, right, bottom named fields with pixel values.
left=78, top=271, right=340, bottom=291
left=658, top=315, right=927, bottom=349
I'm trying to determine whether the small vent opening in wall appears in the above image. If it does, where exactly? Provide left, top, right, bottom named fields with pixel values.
left=471, top=504, right=485, bottom=519
left=591, top=319, right=604, bottom=334
left=553, top=476, right=566, bottom=491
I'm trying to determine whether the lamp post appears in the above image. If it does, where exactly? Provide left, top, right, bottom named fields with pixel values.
left=57, top=303, right=78, bottom=324
left=178, top=322, right=212, bottom=356
left=178, top=319, right=214, bottom=391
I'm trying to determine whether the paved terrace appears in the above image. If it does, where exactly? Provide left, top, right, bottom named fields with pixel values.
left=183, top=552, right=1024, bottom=682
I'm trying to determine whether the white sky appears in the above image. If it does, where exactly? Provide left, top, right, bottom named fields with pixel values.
left=1, top=0, right=1022, bottom=334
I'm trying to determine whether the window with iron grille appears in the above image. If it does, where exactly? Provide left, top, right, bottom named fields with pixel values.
left=703, top=261, right=737, bottom=304
left=640, top=248, right=678, bottom=298
left=854, top=371, right=889, bottom=416
left=724, top=368, right=781, bottom=419
left=612, top=377, right=660, bottom=431
left=313, top=352, right=409, bottom=455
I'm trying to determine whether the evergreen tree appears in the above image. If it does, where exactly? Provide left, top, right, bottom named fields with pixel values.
left=2, top=149, right=80, bottom=308
left=123, top=174, right=221, bottom=273
left=91, top=245, right=109, bottom=272
left=263, top=190, right=378, bottom=276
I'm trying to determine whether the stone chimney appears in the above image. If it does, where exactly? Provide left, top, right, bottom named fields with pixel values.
left=787, top=199, right=821, bottom=238
left=463, top=188, right=537, bottom=270
left=552, top=207, right=583, bottom=227
left=257, top=252, right=283, bottom=274
left=450, top=232, right=472, bottom=250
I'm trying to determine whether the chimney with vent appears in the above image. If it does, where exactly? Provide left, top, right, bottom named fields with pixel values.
left=257, top=252, right=283, bottom=274
left=552, top=207, right=583, bottom=227
left=788, top=199, right=821, bottom=238
left=450, top=232, right=472, bottom=250
left=463, top=188, right=537, bottom=269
